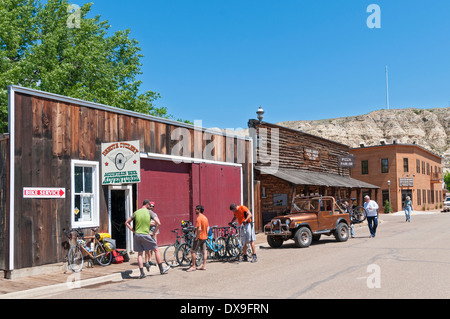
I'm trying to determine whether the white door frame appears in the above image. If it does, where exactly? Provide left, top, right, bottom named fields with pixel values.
left=108, top=185, right=133, bottom=252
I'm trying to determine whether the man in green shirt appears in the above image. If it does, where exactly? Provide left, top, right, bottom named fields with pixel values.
left=125, top=199, right=169, bottom=278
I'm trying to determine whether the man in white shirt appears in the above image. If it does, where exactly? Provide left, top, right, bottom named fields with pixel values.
left=364, top=195, right=379, bottom=238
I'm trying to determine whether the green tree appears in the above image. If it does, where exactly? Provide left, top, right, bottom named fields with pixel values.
left=0, top=0, right=185, bottom=133
left=444, top=171, right=450, bottom=191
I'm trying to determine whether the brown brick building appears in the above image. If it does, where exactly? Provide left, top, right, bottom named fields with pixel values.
left=350, top=142, right=443, bottom=213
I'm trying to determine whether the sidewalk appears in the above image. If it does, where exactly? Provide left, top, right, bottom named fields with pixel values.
left=0, top=232, right=268, bottom=299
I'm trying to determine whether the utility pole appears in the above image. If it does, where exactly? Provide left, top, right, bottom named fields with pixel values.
left=386, top=65, right=390, bottom=110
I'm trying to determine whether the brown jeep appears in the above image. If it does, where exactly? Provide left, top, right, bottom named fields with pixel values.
left=264, top=196, right=351, bottom=248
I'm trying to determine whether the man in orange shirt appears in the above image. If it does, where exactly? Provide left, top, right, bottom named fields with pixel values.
left=229, top=203, right=257, bottom=263
left=187, top=205, right=209, bottom=272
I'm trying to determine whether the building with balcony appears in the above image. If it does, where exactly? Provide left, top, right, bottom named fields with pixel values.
left=350, top=141, right=444, bottom=212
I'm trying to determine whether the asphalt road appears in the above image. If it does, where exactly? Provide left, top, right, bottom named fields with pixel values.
left=45, top=213, right=450, bottom=299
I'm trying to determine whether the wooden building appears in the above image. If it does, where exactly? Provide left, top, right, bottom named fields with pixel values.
left=249, top=120, right=378, bottom=227
left=350, top=142, right=443, bottom=212
left=0, top=86, right=253, bottom=278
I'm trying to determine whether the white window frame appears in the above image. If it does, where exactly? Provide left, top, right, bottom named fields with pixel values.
left=71, top=160, right=100, bottom=228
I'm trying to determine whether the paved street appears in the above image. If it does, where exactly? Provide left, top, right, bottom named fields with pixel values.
left=42, top=212, right=450, bottom=300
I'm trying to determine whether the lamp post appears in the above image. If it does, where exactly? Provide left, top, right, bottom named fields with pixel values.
left=387, top=180, right=391, bottom=213
left=256, top=106, right=264, bottom=122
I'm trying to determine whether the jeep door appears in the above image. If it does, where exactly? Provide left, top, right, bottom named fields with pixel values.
left=318, top=199, right=337, bottom=229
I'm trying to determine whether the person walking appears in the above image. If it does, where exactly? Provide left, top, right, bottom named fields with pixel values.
left=229, top=203, right=257, bottom=262
left=125, top=199, right=169, bottom=278
left=186, top=205, right=209, bottom=272
left=403, top=196, right=413, bottom=222
left=364, top=195, right=379, bottom=238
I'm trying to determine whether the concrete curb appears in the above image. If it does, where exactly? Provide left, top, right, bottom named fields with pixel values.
left=0, top=269, right=141, bottom=299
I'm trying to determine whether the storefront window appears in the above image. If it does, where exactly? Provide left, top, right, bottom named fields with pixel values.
left=71, top=160, right=99, bottom=228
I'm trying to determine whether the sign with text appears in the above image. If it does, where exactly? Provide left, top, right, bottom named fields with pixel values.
left=101, top=140, right=141, bottom=185
left=338, top=155, right=356, bottom=168
left=23, top=187, right=66, bottom=198
left=399, top=177, right=414, bottom=187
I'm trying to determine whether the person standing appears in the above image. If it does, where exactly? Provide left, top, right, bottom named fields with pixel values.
left=187, top=205, right=209, bottom=272
left=229, top=203, right=257, bottom=263
left=144, top=201, right=158, bottom=271
left=125, top=199, right=169, bottom=278
left=403, top=196, right=413, bottom=222
left=364, top=195, right=379, bottom=238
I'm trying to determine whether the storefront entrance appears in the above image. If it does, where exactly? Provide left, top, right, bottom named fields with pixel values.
left=108, top=185, right=134, bottom=251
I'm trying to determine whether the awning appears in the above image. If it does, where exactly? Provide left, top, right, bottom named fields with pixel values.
left=256, top=167, right=379, bottom=189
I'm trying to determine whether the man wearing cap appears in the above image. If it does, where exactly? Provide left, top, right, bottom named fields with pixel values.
left=364, top=195, right=379, bottom=238
left=125, top=199, right=169, bottom=278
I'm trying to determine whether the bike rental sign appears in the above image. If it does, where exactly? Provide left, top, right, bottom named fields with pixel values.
left=101, top=140, right=141, bottom=185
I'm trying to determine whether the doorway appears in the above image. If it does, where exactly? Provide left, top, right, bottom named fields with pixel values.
left=108, top=185, right=133, bottom=251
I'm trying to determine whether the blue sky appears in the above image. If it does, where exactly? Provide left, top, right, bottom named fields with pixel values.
left=76, top=0, right=450, bottom=129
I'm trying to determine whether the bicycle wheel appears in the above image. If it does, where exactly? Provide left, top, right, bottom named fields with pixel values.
left=68, top=245, right=84, bottom=272
left=176, top=243, right=192, bottom=267
left=164, top=244, right=179, bottom=267
left=227, top=235, right=241, bottom=259
left=94, top=243, right=112, bottom=266
left=352, top=206, right=367, bottom=223
left=215, top=236, right=227, bottom=259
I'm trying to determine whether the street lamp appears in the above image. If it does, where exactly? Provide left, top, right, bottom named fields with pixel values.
left=256, top=106, right=264, bottom=122
left=387, top=180, right=391, bottom=213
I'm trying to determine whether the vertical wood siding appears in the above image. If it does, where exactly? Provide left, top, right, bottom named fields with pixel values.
left=10, top=91, right=252, bottom=270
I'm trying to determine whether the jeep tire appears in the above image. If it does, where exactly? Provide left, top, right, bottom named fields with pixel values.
left=267, top=235, right=284, bottom=248
left=334, top=223, right=349, bottom=242
left=294, top=227, right=312, bottom=248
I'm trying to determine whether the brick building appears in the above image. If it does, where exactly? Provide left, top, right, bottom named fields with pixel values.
left=350, top=141, right=443, bottom=212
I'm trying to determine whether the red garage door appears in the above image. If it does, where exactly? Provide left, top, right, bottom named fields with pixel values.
left=192, top=163, right=242, bottom=228
left=139, top=159, right=191, bottom=245
left=138, top=159, right=242, bottom=246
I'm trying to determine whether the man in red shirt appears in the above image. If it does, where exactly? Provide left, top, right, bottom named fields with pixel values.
left=229, top=204, right=257, bottom=263
left=187, top=205, right=209, bottom=272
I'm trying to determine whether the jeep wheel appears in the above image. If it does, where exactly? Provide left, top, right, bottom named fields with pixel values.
left=335, top=223, right=349, bottom=242
left=294, top=227, right=312, bottom=248
left=267, top=235, right=284, bottom=248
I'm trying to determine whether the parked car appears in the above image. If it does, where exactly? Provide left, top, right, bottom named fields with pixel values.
left=264, top=196, right=351, bottom=248
left=443, top=196, right=450, bottom=212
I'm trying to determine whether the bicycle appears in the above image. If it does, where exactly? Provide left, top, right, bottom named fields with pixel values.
left=221, top=222, right=254, bottom=261
left=163, top=228, right=183, bottom=267
left=205, top=226, right=226, bottom=260
left=336, top=198, right=367, bottom=224
left=63, top=228, right=113, bottom=272
left=175, top=224, right=203, bottom=267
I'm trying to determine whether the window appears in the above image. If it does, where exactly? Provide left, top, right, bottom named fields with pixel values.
left=71, top=160, right=100, bottom=228
left=417, top=189, right=421, bottom=206
left=416, top=159, right=420, bottom=174
left=403, top=158, right=409, bottom=172
left=361, top=160, right=369, bottom=175
left=381, top=158, right=389, bottom=173
left=422, top=161, right=425, bottom=174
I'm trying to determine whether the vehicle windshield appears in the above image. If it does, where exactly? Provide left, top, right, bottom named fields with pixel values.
left=446, top=197, right=450, bottom=201
left=292, top=199, right=320, bottom=212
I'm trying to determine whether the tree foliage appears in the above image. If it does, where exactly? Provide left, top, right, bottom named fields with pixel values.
left=0, top=0, right=184, bottom=133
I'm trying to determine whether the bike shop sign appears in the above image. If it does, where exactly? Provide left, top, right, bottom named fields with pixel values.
left=23, top=187, right=66, bottom=198
left=101, top=140, right=141, bottom=185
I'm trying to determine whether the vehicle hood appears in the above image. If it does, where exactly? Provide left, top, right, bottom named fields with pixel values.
left=268, top=212, right=317, bottom=223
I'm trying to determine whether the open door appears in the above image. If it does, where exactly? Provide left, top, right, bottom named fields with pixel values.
left=108, top=185, right=133, bottom=251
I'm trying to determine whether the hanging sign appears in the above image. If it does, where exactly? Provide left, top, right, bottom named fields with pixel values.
left=101, top=140, right=141, bottom=185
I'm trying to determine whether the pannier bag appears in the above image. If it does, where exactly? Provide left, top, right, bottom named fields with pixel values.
left=103, top=238, right=116, bottom=252
left=96, top=232, right=111, bottom=241
left=112, top=250, right=124, bottom=264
